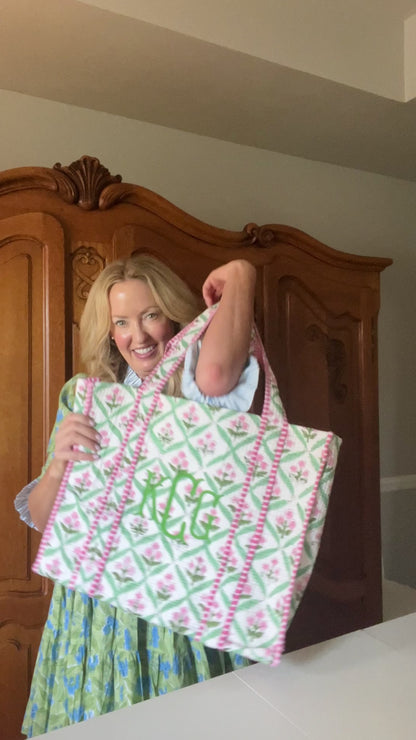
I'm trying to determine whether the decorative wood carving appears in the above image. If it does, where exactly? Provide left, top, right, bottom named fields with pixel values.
left=305, top=324, right=347, bottom=402
left=0, top=155, right=121, bottom=210
left=71, top=246, right=106, bottom=302
left=53, top=156, right=121, bottom=210
left=244, top=222, right=278, bottom=248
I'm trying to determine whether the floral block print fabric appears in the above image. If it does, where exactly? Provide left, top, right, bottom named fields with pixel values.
left=33, top=307, right=341, bottom=666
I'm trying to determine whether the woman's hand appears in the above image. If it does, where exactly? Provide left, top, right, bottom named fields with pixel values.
left=202, top=259, right=256, bottom=307
left=48, top=413, right=101, bottom=479
left=29, top=413, right=101, bottom=532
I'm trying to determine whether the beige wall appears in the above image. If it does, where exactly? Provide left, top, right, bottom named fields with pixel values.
left=80, top=0, right=406, bottom=99
left=1, top=89, right=415, bottom=480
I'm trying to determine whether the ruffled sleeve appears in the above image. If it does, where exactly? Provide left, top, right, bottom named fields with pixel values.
left=14, top=479, right=39, bottom=529
left=181, top=342, right=259, bottom=412
left=14, top=374, right=86, bottom=529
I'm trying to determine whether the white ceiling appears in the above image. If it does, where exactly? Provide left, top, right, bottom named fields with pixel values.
left=2, top=0, right=416, bottom=181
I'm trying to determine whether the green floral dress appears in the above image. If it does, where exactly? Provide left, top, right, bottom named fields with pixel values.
left=21, top=376, right=254, bottom=737
left=24, top=586, right=247, bottom=735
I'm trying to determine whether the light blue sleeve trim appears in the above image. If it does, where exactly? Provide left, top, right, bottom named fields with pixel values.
left=14, top=479, right=39, bottom=530
left=181, top=342, right=259, bottom=412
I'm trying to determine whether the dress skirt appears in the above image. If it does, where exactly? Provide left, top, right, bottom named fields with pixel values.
left=23, top=584, right=250, bottom=737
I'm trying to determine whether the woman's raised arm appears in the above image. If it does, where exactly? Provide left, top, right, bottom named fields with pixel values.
left=195, top=259, right=256, bottom=398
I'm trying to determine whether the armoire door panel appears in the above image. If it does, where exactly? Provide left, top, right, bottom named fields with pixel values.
left=263, top=255, right=383, bottom=648
left=0, top=213, right=66, bottom=740
left=0, top=249, right=32, bottom=582
left=0, top=621, right=43, bottom=740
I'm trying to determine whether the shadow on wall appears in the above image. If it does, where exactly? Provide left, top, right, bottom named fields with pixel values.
left=381, top=488, right=416, bottom=588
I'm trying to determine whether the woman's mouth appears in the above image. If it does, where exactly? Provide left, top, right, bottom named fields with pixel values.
left=133, top=345, right=157, bottom=358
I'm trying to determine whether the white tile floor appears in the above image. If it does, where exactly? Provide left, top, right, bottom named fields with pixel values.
left=382, top=578, right=416, bottom=620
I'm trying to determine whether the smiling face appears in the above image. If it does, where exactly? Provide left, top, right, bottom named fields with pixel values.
left=109, top=279, right=175, bottom=378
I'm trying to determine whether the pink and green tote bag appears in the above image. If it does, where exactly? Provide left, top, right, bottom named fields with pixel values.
left=33, top=306, right=341, bottom=666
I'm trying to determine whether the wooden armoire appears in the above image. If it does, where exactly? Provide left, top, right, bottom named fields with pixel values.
left=0, top=156, right=391, bottom=739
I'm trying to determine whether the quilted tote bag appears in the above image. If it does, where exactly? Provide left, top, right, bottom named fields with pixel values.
left=33, top=305, right=341, bottom=666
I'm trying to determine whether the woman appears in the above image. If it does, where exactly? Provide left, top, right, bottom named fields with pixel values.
left=15, top=254, right=259, bottom=736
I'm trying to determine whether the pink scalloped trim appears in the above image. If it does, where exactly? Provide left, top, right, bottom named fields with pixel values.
left=194, top=332, right=280, bottom=642
left=216, top=417, right=289, bottom=650
left=267, top=432, right=335, bottom=666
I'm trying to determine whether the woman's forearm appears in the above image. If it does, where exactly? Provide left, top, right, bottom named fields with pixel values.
left=196, top=260, right=256, bottom=397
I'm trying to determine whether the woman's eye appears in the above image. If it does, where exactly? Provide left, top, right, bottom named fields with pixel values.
left=115, top=320, right=126, bottom=327
left=146, top=312, right=158, bottom=320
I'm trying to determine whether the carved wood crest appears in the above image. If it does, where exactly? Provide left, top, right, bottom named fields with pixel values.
left=53, top=156, right=122, bottom=210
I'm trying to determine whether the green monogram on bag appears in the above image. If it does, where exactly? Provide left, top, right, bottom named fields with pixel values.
left=137, top=470, right=221, bottom=544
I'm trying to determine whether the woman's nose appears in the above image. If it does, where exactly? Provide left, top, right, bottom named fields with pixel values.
left=131, top=321, right=147, bottom=343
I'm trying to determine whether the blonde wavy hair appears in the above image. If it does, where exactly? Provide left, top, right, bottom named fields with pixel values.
left=80, top=253, right=200, bottom=395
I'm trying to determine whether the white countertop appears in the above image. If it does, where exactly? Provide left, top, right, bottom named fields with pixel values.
left=48, top=613, right=416, bottom=739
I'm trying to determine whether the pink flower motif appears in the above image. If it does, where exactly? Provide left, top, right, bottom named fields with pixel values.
left=105, top=386, right=124, bottom=409
left=48, top=558, right=63, bottom=578
left=186, top=556, right=208, bottom=583
left=251, top=453, right=268, bottom=478
left=62, top=512, right=82, bottom=531
left=262, top=558, right=280, bottom=580
left=214, top=464, right=237, bottom=488
left=129, top=517, right=149, bottom=536
left=171, top=606, right=190, bottom=627
left=72, top=471, right=93, bottom=495
left=229, top=415, right=249, bottom=436
left=158, top=422, right=174, bottom=444
left=114, top=555, right=135, bottom=578
left=246, top=609, right=268, bottom=636
left=182, top=405, right=200, bottom=426
left=276, top=511, right=297, bottom=537
left=143, top=542, right=163, bottom=565
left=170, top=451, right=189, bottom=469
left=127, top=591, right=145, bottom=612
left=196, top=433, right=216, bottom=454
left=217, top=546, right=238, bottom=571
left=289, top=461, right=309, bottom=483
left=156, top=573, right=175, bottom=599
